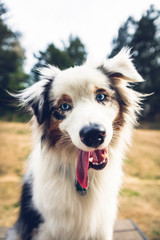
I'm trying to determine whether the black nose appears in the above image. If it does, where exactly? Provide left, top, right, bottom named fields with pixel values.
left=80, top=123, right=106, bottom=148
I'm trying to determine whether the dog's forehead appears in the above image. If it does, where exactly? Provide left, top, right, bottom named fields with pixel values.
left=52, top=65, right=109, bottom=99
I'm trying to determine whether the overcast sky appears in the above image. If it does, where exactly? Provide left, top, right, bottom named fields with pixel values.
left=4, top=0, right=159, bottom=73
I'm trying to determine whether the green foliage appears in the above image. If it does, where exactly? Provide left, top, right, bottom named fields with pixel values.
left=65, top=35, right=87, bottom=66
left=0, top=1, right=29, bottom=120
left=152, top=230, right=160, bottom=237
left=32, top=35, right=87, bottom=82
left=1, top=0, right=159, bottom=122
left=0, top=1, right=29, bottom=90
left=34, top=43, right=73, bottom=70
left=109, top=5, right=160, bottom=119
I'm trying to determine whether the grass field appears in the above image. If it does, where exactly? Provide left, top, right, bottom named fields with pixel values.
left=0, top=121, right=160, bottom=240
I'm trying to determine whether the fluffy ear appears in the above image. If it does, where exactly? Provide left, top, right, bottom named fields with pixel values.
left=17, top=65, right=60, bottom=125
left=103, top=48, right=143, bottom=82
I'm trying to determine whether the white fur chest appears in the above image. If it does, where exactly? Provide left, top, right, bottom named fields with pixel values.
left=29, top=145, right=123, bottom=240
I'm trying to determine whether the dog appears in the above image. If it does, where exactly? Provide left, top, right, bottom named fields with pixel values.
left=6, top=48, right=143, bottom=240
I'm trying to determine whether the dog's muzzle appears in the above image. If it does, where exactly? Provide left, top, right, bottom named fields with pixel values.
left=80, top=123, right=106, bottom=148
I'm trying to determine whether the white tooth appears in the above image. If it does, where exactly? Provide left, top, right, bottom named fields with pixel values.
left=89, top=157, right=93, bottom=162
left=92, top=162, right=99, bottom=165
left=99, top=159, right=105, bottom=164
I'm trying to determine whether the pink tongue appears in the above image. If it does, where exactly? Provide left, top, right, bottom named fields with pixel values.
left=76, top=150, right=90, bottom=189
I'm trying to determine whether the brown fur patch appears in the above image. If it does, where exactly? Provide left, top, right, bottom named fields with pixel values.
left=97, top=66, right=130, bottom=129
left=112, top=98, right=125, bottom=131
left=46, top=120, right=62, bottom=147
left=110, top=93, right=126, bottom=145
left=43, top=94, right=73, bottom=147
left=111, top=80, right=130, bottom=131
left=56, top=94, right=73, bottom=107
left=41, top=112, right=63, bottom=148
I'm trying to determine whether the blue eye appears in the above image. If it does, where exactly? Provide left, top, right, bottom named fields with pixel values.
left=96, top=93, right=107, bottom=102
left=60, top=103, right=72, bottom=111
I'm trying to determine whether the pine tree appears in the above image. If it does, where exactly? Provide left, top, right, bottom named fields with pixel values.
left=32, top=35, right=87, bottom=82
left=109, top=5, right=160, bottom=119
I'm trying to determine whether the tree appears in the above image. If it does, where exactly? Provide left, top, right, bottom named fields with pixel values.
left=0, top=1, right=29, bottom=91
left=110, top=17, right=136, bottom=58
left=33, top=43, right=73, bottom=71
left=109, top=5, right=160, bottom=119
left=64, top=35, right=87, bottom=66
left=0, top=1, right=29, bottom=120
left=32, top=35, right=87, bottom=82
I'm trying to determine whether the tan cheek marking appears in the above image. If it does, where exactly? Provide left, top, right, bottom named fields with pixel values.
left=112, top=98, right=125, bottom=131
left=110, top=100, right=125, bottom=146
left=46, top=119, right=62, bottom=147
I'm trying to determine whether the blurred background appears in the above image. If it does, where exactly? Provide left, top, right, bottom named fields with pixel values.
left=0, top=0, right=160, bottom=239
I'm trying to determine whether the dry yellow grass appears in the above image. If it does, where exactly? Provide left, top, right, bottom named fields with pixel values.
left=0, top=121, right=160, bottom=239
left=0, top=122, right=31, bottom=226
left=119, top=129, right=160, bottom=240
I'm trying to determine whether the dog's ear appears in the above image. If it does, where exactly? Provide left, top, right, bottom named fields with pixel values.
left=17, top=65, right=60, bottom=125
left=102, top=48, right=143, bottom=82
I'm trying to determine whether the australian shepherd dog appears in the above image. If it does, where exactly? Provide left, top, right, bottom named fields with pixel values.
left=6, top=49, right=143, bottom=240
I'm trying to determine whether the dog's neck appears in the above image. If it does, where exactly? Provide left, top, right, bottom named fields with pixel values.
left=37, top=142, right=122, bottom=192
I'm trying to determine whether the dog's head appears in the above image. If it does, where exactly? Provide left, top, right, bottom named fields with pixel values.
left=18, top=48, right=143, bottom=189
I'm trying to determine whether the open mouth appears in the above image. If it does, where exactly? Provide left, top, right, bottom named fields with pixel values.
left=76, top=149, right=108, bottom=190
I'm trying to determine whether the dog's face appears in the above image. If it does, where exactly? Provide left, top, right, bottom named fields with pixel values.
left=52, top=66, right=117, bottom=151
left=19, top=49, right=142, bottom=189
